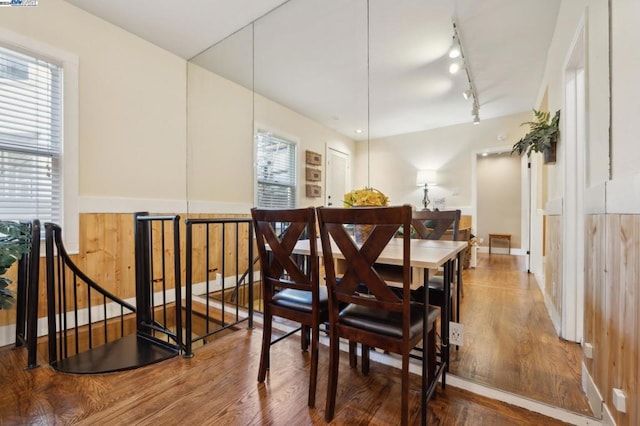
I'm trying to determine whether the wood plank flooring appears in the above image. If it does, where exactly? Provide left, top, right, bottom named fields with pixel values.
left=450, top=253, right=592, bottom=416
left=1, top=328, right=569, bottom=425
left=0, top=252, right=590, bottom=425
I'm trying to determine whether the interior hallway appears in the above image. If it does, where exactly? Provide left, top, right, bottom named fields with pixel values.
left=450, top=252, right=592, bottom=416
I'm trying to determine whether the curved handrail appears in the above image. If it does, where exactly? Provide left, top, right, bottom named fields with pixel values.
left=45, top=222, right=136, bottom=312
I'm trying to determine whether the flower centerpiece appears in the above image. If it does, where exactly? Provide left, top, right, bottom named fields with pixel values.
left=343, top=187, right=389, bottom=243
left=343, top=187, right=389, bottom=207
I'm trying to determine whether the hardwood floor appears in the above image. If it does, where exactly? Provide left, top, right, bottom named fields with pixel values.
left=0, top=252, right=591, bottom=425
left=449, top=253, right=592, bottom=416
left=1, top=328, right=570, bottom=425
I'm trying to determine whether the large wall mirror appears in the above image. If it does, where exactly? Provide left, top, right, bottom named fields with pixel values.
left=186, top=0, right=611, bottom=420
left=187, top=22, right=255, bottom=213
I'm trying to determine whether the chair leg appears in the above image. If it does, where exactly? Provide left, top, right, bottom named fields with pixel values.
left=258, top=310, right=272, bottom=382
left=401, top=351, right=409, bottom=425
left=361, top=344, right=370, bottom=375
left=301, top=325, right=310, bottom=351
left=308, top=323, right=319, bottom=407
left=325, top=329, right=340, bottom=422
left=428, top=327, right=436, bottom=384
left=349, top=341, right=357, bottom=368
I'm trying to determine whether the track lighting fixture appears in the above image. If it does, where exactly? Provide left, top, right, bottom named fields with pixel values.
left=450, top=20, right=480, bottom=124
left=449, top=60, right=462, bottom=74
left=448, top=36, right=461, bottom=58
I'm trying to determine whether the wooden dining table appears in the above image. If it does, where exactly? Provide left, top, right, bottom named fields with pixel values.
left=290, top=237, right=467, bottom=420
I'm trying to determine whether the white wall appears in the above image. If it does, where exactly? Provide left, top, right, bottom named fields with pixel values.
left=611, top=0, right=640, bottom=182
left=540, top=0, right=611, bottom=202
left=187, top=63, right=356, bottom=213
left=353, top=112, right=530, bottom=213
left=0, top=0, right=188, bottom=210
left=187, top=63, right=254, bottom=212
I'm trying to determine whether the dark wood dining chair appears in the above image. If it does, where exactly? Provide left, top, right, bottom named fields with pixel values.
left=317, top=205, right=439, bottom=425
left=412, top=209, right=461, bottom=317
left=251, top=207, right=328, bottom=407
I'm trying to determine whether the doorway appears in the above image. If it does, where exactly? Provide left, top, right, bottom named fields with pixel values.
left=472, top=148, right=525, bottom=256
left=561, top=24, right=586, bottom=342
left=325, top=147, right=350, bottom=207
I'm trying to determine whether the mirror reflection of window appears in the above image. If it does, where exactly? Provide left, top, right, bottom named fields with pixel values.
left=255, top=130, right=297, bottom=208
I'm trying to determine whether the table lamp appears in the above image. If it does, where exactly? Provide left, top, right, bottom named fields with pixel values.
left=416, top=169, right=438, bottom=210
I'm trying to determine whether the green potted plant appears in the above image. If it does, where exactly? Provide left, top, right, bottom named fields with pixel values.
left=511, top=109, right=560, bottom=164
left=0, top=221, right=32, bottom=309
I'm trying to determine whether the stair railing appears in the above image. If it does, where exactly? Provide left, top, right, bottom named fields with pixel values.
left=14, top=219, right=41, bottom=369
left=134, top=213, right=183, bottom=349
left=184, top=217, right=254, bottom=357
left=45, top=222, right=139, bottom=367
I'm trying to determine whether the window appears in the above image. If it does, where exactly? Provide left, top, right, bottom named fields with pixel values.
left=0, top=45, right=62, bottom=226
left=255, top=131, right=297, bottom=208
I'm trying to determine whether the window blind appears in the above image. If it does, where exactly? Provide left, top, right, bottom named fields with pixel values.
left=255, top=131, right=296, bottom=209
left=0, top=45, right=62, bottom=224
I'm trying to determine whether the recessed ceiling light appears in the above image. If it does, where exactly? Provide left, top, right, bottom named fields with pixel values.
left=482, top=152, right=488, bottom=157
left=355, top=129, right=363, bottom=134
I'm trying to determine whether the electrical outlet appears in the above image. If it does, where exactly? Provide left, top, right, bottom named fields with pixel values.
left=582, top=342, right=594, bottom=359
left=613, top=388, right=626, bottom=413
left=449, top=322, right=464, bottom=346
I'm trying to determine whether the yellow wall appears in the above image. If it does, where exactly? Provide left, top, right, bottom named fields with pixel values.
left=0, top=0, right=188, bottom=203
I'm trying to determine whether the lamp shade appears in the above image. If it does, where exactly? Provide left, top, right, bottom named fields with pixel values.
left=416, top=169, right=438, bottom=186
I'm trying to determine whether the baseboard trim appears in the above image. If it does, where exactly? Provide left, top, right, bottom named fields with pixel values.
left=583, top=362, right=604, bottom=418
left=444, top=375, right=602, bottom=425
left=602, top=403, right=616, bottom=425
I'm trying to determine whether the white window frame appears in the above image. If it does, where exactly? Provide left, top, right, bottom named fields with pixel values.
left=0, top=28, right=79, bottom=253
left=254, top=128, right=298, bottom=209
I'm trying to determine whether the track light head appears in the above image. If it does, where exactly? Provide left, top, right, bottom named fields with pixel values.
left=449, top=60, right=462, bottom=74
left=449, top=36, right=461, bottom=59
left=463, top=89, right=472, bottom=100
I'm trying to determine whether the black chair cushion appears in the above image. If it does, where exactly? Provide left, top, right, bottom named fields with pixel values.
left=427, top=275, right=445, bottom=291
left=339, top=302, right=439, bottom=339
left=272, top=286, right=328, bottom=313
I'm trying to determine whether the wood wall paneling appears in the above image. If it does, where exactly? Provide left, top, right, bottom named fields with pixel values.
left=603, top=215, right=639, bottom=425
left=584, top=215, right=605, bottom=377
left=1, top=213, right=254, bottom=331
left=544, top=215, right=563, bottom=317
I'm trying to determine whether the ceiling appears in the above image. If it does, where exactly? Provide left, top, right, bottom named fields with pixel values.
left=63, top=0, right=561, bottom=140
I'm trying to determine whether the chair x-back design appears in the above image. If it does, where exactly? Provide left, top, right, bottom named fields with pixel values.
left=413, top=209, right=461, bottom=301
left=251, top=207, right=327, bottom=407
left=317, top=205, right=436, bottom=425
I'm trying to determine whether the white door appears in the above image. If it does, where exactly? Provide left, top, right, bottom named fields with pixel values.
left=325, top=148, right=350, bottom=207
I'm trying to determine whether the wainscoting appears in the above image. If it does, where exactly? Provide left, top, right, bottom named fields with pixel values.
left=585, top=214, right=639, bottom=425
left=0, top=212, right=252, bottom=341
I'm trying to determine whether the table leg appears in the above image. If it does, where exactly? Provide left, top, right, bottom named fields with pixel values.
left=421, top=268, right=430, bottom=425
left=442, top=259, right=451, bottom=374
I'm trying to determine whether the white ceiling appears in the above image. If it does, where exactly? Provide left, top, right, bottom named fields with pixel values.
left=63, top=0, right=561, bottom=140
